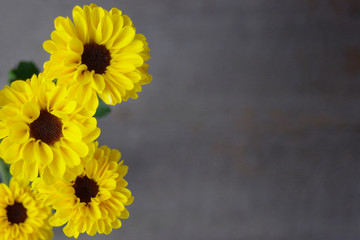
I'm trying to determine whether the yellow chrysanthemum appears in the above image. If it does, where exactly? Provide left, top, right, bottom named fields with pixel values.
left=33, top=142, right=134, bottom=238
left=43, top=3, right=151, bottom=108
left=0, top=74, right=100, bottom=183
left=0, top=178, right=53, bottom=240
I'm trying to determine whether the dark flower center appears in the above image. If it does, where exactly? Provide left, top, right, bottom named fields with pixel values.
left=6, top=202, right=27, bottom=224
left=81, top=43, right=111, bottom=74
left=73, top=175, right=99, bottom=204
left=29, top=110, right=63, bottom=145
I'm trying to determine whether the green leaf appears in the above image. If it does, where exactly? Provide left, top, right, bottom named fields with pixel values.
left=94, top=97, right=111, bottom=118
left=0, top=158, right=11, bottom=185
left=8, top=61, right=40, bottom=84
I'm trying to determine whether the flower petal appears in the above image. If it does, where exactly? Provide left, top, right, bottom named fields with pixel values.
left=21, top=140, right=38, bottom=163
left=63, top=139, right=89, bottom=158
left=59, top=145, right=81, bottom=167
left=48, top=150, right=66, bottom=178
left=43, top=40, right=57, bottom=54
left=73, top=10, right=89, bottom=43
left=92, top=74, right=105, bottom=92
left=75, top=65, right=92, bottom=85
left=111, top=218, right=122, bottom=228
left=36, top=142, right=54, bottom=165
left=62, top=122, right=82, bottom=142
left=47, top=86, right=67, bottom=111
left=1, top=138, right=22, bottom=163
left=87, top=202, right=101, bottom=220
left=112, top=26, right=135, bottom=49
left=68, top=38, right=84, bottom=54
left=23, top=157, right=39, bottom=180
left=9, top=122, right=29, bottom=144
left=95, top=15, right=113, bottom=44
left=21, top=102, right=40, bottom=123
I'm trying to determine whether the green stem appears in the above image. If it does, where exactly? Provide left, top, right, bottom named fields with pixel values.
left=0, top=158, right=11, bottom=185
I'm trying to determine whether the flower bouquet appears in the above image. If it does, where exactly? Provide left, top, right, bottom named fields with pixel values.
left=0, top=4, right=151, bottom=239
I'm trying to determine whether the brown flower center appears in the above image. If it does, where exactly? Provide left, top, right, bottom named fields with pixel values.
left=73, top=175, right=99, bottom=204
left=81, top=43, right=111, bottom=74
left=29, top=110, right=63, bottom=145
left=6, top=202, right=27, bottom=224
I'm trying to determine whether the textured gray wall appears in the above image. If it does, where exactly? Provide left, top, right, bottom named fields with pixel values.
left=1, top=0, right=360, bottom=239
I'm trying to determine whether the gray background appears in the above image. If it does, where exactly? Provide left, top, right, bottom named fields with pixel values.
left=1, top=0, right=360, bottom=239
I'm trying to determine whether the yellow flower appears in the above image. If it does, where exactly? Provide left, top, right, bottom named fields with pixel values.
left=0, top=74, right=100, bottom=183
left=43, top=3, right=152, bottom=108
left=33, top=142, right=134, bottom=238
left=0, top=178, right=53, bottom=240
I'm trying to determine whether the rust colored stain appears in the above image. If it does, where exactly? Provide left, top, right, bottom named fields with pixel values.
left=307, top=0, right=360, bottom=17
left=307, top=0, right=319, bottom=12
left=227, top=107, right=358, bottom=176
left=113, top=107, right=131, bottom=120
left=268, top=110, right=357, bottom=140
left=270, top=110, right=333, bottom=133
left=239, top=108, right=354, bottom=142
left=212, top=142, right=263, bottom=176
left=330, top=0, right=360, bottom=17
left=344, top=47, right=360, bottom=76
left=235, top=107, right=257, bottom=131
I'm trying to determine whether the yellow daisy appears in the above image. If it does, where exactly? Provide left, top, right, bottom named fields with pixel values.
left=33, top=142, right=134, bottom=238
left=0, top=74, right=100, bottom=183
left=43, top=3, right=152, bottom=107
left=0, top=178, right=53, bottom=240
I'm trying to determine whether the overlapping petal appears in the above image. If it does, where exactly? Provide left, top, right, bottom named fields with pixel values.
left=0, top=179, right=53, bottom=240
left=32, top=142, right=133, bottom=239
left=43, top=4, right=151, bottom=107
left=0, top=74, right=100, bottom=182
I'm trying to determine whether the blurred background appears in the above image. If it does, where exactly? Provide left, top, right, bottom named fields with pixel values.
left=1, top=0, right=360, bottom=239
